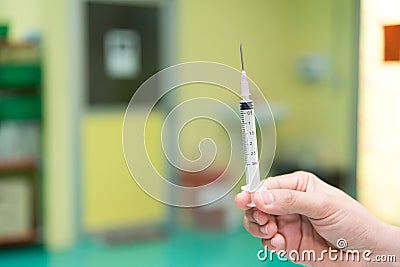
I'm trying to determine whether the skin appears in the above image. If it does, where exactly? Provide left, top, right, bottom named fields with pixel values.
left=235, top=171, right=400, bottom=267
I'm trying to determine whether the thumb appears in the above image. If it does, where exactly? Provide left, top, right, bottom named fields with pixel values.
left=253, top=189, right=329, bottom=219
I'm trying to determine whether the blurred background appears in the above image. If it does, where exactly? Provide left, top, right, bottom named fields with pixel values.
left=0, top=0, right=399, bottom=266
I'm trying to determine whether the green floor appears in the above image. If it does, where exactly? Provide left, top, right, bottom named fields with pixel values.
left=0, top=228, right=298, bottom=267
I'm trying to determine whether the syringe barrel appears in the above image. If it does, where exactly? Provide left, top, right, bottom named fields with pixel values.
left=240, top=99, right=261, bottom=192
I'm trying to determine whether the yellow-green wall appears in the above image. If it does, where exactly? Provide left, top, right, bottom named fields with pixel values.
left=42, top=0, right=76, bottom=249
left=82, top=111, right=166, bottom=231
left=177, top=0, right=358, bottom=190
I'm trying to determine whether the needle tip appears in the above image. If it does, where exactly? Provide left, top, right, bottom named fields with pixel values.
left=240, top=43, right=244, bottom=71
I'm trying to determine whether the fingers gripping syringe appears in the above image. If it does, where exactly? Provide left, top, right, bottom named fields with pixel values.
left=239, top=43, right=265, bottom=207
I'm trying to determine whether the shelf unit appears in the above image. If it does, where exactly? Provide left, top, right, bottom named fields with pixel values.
left=0, top=42, right=42, bottom=247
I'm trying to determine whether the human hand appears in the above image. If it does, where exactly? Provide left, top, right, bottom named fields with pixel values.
left=235, top=171, right=399, bottom=266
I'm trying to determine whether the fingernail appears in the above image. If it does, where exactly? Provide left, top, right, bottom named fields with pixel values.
left=261, top=192, right=274, bottom=205
left=260, top=225, right=268, bottom=235
left=270, top=237, right=275, bottom=246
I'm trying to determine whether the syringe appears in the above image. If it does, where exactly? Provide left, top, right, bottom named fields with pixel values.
left=239, top=43, right=265, bottom=207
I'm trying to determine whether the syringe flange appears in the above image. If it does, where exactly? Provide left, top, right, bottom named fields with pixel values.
left=241, top=184, right=266, bottom=207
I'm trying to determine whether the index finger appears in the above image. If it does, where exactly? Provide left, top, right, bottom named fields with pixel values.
left=263, top=171, right=316, bottom=192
